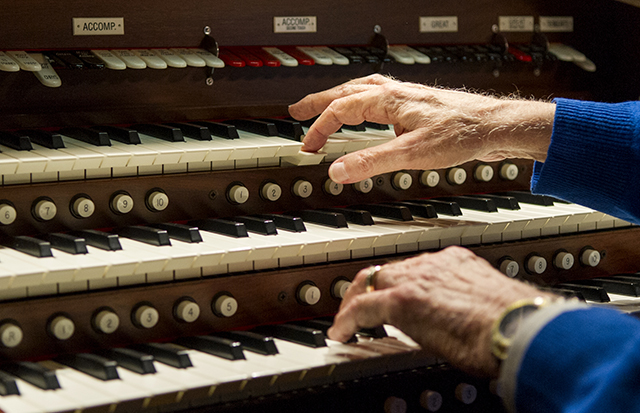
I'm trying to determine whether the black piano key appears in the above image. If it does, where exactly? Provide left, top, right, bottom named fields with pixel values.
left=289, top=210, right=348, bottom=228
left=292, top=319, right=332, bottom=336
left=59, top=127, right=111, bottom=146
left=176, top=336, right=245, bottom=360
left=17, top=129, right=65, bottom=149
left=340, top=122, right=367, bottom=132
left=437, top=196, right=498, bottom=213
left=468, top=194, right=520, bottom=210
left=556, top=283, right=610, bottom=303
left=190, top=218, right=248, bottom=238
left=358, top=326, right=389, bottom=339
left=233, top=216, right=278, bottom=235
left=191, top=121, right=239, bottom=140
left=323, top=208, right=374, bottom=225
left=165, top=123, right=212, bottom=141
left=412, top=199, right=462, bottom=216
left=98, top=348, right=156, bottom=375
left=91, top=125, right=141, bottom=145
left=332, top=47, right=365, bottom=64
left=254, top=324, right=327, bottom=348
left=260, top=118, right=304, bottom=141
left=212, top=331, right=279, bottom=355
left=74, top=51, right=106, bottom=69
left=46, top=233, right=88, bottom=255
left=9, top=236, right=53, bottom=258
left=117, top=226, right=172, bottom=246
left=363, top=121, right=389, bottom=130
left=0, top=370, right=19, bottom=396
left=0, top=131, right=33, bottom=150
left=350, top=204, right=413, bottom=221
left=389, top=202, right=438, bottom=219
left=56, top=353, right=119, bottom=381
left=581, top=278, right=640, bottom=297
left=131, top=343, right=193, bottom=369
left=256, top=214, right=306, bottom=232
left=3, top=362, right=60, bottom=390
left=72, top=229, right=122, bottom=251
left=149, top=223, right=202, bottom=243
left=498, top=191, right=555, bottom=206
left=223, top=119, right=278, bottom=136
left=133, top=124, right=184, bottom=142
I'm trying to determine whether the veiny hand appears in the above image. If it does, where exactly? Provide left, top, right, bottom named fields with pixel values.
left=328, top=246, right=555, bottom=377
left=289, top=74, right=555, bottom=184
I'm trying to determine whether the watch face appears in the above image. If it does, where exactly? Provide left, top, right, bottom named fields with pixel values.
left=499, top=304, right=540, bottom=339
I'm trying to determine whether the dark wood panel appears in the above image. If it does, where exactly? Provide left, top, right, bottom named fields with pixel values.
left=0, top=160, right=531, bottom=238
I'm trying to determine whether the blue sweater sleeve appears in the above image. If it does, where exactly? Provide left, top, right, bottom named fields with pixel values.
left=531, top=98, right=640, bottom=224
left=514, top=307, right=640, bottom=413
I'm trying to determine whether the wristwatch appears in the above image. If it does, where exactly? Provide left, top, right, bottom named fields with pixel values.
left=491, top=296, right=551, bottom=361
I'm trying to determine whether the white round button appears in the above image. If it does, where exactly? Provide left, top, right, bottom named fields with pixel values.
left=261, top=183, right=282, bottom=201
left=581, top=249, right=601, bottom=267
left=33, top=199, right=57, bottom=221
left=0, top=204, right=17, bottom=225
left=49, top=316, right=75, bottom=340
left=420, top=390, right=443, bottom=412
left=147, top=191, right=169, bottom=211
left=93, top=310, right=120, bottom=334
left=213, top=295, right=238, bottom=317
left=474, top=164, right=494, bottom=182
left=111, top=193, right=134, bottom=214
left=298, top=284, right=321, bottom=305
left=353, top=178, right=374, bottom=193
left=527, top=255, right=547, bottom=274
left=72, top=197, right=95, bottom=218
left=134, top=305, right=159, bottom=328
left=499, top=259, right=520, bottom=278
left=228, top=185, right=249, bottom=204
left=500, top=163, right=519, bottom=180
left=447, top=168, right=467, bottom=185
left=393, top=172, right=413, bottom=190
left=554, top=252, right=575, bottom=270
left=333, top=280, right=351, bottom=299
left=175, top=300, right=200, bottom=323
left=0, top=322, right=23, bottom=348
left=420, top=170, right=440, bottom=187
left=324, top=179, right=344, bottom=196
left=292, top=180, right=313, bottom=198
left=455, top=383, right=477, bottom=405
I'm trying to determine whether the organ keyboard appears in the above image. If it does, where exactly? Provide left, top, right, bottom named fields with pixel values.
left=1, top=0, right=640, bottom=411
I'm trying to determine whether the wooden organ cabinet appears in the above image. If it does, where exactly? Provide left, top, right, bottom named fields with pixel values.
left=0, top=0, right=639, bottom=412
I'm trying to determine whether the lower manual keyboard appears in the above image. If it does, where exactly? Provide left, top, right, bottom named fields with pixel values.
left=0, top=324, right=435, bottom=413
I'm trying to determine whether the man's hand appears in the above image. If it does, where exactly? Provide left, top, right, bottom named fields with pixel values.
left=289, top=74, right=555, bottom=184
left=328, top=247, right=554, bottom=377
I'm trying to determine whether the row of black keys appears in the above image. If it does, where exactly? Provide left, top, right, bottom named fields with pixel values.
left=7, top=192, right=561, bottom=258
left=0, top=318, right=386, bottom=395
left=0, top=117, right=387, bottom=151
left=552, top=274, right=640, bottom=304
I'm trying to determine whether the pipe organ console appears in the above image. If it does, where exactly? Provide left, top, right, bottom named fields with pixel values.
left=1, top=0, right=640, bottom=412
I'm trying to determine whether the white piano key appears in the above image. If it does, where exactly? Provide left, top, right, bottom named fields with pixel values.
left=281, top=150, right=326, bottom=166
left=0, top=395, right=43, bottom=413
left=38, top=360, right=116, bottom=409
left=0, top=247, right=76, bottom=287
left=234, top=130, right=280, bottom=159
left=112, top=366, right=184, bottom=407
left=50, top=249, right=108, bottom=282
left=135, top=134, right=184, bottom=165
left=117, top=238, right=171, bottom=274
left=54, top=135, right=105, bottom=170
left=183, top=137, right=234, bottom=162
left=110, top=140, right=158, bottom=167
left=28, top=143, right=76, bottom=172
left=170, top=237, right=226, bottom=268
left=0, top=152, right=20, bottom=175
left=7, top=376, right=81, bottom=413
left=0, top=145, right=48, bottom=174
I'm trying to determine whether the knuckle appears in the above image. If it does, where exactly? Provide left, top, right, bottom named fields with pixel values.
left=352, top=151, right=376, bottom=176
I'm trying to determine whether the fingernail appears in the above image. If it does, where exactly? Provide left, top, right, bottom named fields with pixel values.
left=329, top=161, right=349, bottom=183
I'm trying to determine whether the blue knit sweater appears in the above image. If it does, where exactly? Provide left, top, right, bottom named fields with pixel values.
left=501, top=98, right=640, bottom=413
